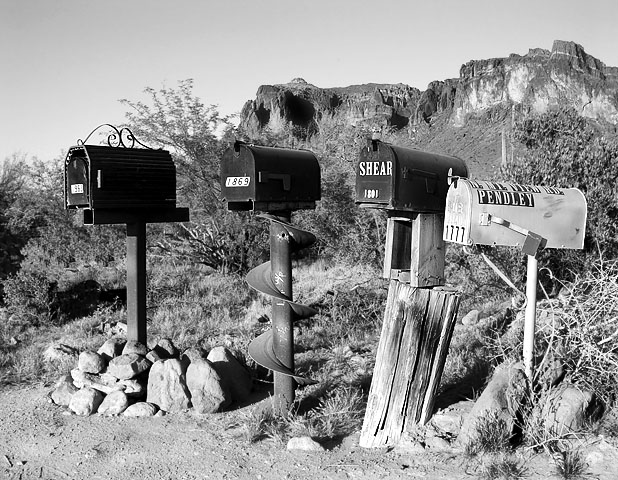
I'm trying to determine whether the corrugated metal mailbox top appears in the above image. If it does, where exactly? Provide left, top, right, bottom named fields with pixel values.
left=65, top=145, right=177, bottom=210
left=220, top=142, right=321, bottom=211
left=355, top=139, right=468, bottom=213
left=443, top=179, right=587, bottom=249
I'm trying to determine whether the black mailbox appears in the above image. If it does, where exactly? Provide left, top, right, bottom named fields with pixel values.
left=355, top=139, right=468, bottom=213
left=220, top=141, right=321, bottom=212
left=65, top=144, right=177, bottom=210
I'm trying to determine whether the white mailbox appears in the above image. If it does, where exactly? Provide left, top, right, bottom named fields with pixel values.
left=443, top=179, right=587, bottom=254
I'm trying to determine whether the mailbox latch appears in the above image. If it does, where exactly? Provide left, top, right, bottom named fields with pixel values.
left=481, top=213, right=547, bottom=256
left=259, top=171, right=291, bottom=191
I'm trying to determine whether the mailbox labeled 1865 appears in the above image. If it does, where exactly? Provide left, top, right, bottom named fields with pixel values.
left=221, top=141, right=320, bottom=212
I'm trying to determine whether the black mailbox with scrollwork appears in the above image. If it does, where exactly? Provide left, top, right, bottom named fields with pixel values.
left=65, top=144, right=177, bottom=210
left=220, top=141, right=321, bottom=212
left=64, top=125, right=188, bottom=225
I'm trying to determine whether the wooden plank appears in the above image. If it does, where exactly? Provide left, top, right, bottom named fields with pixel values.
left=419, top=290, right=460, bottom=423
left=410, top=214, right=445, bottom=287
left=360, top=282, right=460, bottom=448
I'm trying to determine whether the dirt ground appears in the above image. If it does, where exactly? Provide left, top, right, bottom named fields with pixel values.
left=2, top=385, right=618, bottom=480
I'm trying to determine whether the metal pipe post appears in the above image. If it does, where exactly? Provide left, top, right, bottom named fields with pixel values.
left=126, top=221, right=147, bottom=345
left=523, top=254, right=538, bottom=379
left=269, top=212, right=294, bottom=414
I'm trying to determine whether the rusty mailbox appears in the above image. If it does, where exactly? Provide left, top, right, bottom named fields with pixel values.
left=443, top=179, right=587, bottom=254
left=220, top=141, right=321, bottom=212
left=355, top=138, right=468, bottom=286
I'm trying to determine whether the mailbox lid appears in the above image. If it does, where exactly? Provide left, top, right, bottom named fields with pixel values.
left=443, top=179, right=587, bottom=249
left=355, top=139, right=468, bottom=213
left=355, top=140, right=395, bottom=208
left=65, top=152, right=90, bottom=208
left=220, top=142, right=321, bottom=209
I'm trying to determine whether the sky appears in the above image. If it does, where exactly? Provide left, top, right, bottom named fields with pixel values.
left=1, top=0, right=617, bottom=162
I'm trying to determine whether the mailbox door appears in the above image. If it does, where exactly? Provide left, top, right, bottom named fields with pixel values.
left=392, top=146, right=468, bottom=213
left=355, top=141, right=395, bottom=207
left=66, top=154, right=90, bottom=208
left=251, top=145, right=320, bottom=203
left=444, top=179, right=587, bottom=249
left=220, top=145, right=258, bottom=209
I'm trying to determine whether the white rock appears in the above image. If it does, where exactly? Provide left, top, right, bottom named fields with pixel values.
left=68, top=387, right=104, bottom=416
left=123, top=402, right=158, bottom=417
left=186, top=358, right=229, bottom=413
left=146, top=359, right=191, bottom=412
left=98, top=391, right=129, bottom=416
left=287, top=436, right=324, bottom=451
left=78, top=351, right=106, bottom=374
left=107, top=354, right=151, bottom=380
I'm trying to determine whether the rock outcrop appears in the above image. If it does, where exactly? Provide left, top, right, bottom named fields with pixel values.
left=239, top=41, right=618, bottom=139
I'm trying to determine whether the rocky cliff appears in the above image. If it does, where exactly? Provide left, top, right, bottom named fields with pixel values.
left=239, top=40, right=618, bottom=138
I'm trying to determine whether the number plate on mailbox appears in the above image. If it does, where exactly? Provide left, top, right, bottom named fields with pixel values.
left=225, top=176, right=251, bottom=187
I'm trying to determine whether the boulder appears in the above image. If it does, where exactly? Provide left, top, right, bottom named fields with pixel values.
left=98, top=391, right=129, bottom=416
left=147, top=359, right=191, bottom=412
left=153, top=338, right=178, bottom=359
left=123, top=402, right=158, bottom=417
left=541, top=385, right=596, bottom=435
left=78, top=351, right=106, bottom=374
left=97, top=337, right=127, bottom=361
left=50, top=375, right=78, bottom=407
left=68, top=387, right=104, bottom=416
left=107, top=354, right=152, bottom=380
left=180, top=347, right=208, bottom=370
left=286, top=436, right=324, bottom=451
left=122, top=340, right=149, bottom=356
left=70, top=368, right=124, bottom=394
left=146, top=350, right=162, bottom=364
left=43, top=343, right=78, bottom=364
left=207, top=346, right=252, bottom=403
left=120, top=378, right=146, bottom=398
left=461, top=309, right=480, bottom=326
left=185, top=358, right=229, bottom=413
left=457, top=363, right=527, bottom=447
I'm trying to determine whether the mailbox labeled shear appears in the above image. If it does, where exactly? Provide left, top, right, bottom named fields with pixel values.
left=443, top=179, right=587, bottom=254
left=355, top=138, right=468, bottom=213
left=220, top=141, right=321, bottom=212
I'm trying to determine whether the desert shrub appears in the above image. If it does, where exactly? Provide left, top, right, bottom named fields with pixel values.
left=465, top=410, right=513, bottom=456
left=533, top=259, right=618, bottom=407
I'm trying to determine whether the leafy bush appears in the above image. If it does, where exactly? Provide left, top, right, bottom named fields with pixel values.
left=502, top=108, right=618, bottom=271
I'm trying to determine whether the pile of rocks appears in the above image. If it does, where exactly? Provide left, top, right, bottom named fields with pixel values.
left=49, top=336, right=253, bottom=417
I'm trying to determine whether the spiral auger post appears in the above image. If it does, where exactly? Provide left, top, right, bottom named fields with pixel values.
left=246, top=213, right=318, bottom=413
left=220, top=141, right=321, bottom=415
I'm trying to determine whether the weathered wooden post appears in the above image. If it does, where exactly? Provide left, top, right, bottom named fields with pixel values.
left=220, top=141, right=321, bottom=414
left=356, top=138, right=468, bottom=447
left=64, top=125, right=189, bottom=345
left=443, top=178, right=587, bottom=379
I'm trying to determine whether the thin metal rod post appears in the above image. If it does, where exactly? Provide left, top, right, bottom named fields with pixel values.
left=523, top=255, right=538, bottom=379
left=270, top=212, right=294, bottom=414
left=126, top=221, right=147, bottom=345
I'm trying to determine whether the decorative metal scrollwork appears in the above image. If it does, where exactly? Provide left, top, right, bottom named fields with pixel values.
left=77, top=124, right=154, bottom=149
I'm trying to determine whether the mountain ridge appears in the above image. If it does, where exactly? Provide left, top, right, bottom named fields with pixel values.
left=239, top=40, right=618, bottom=142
